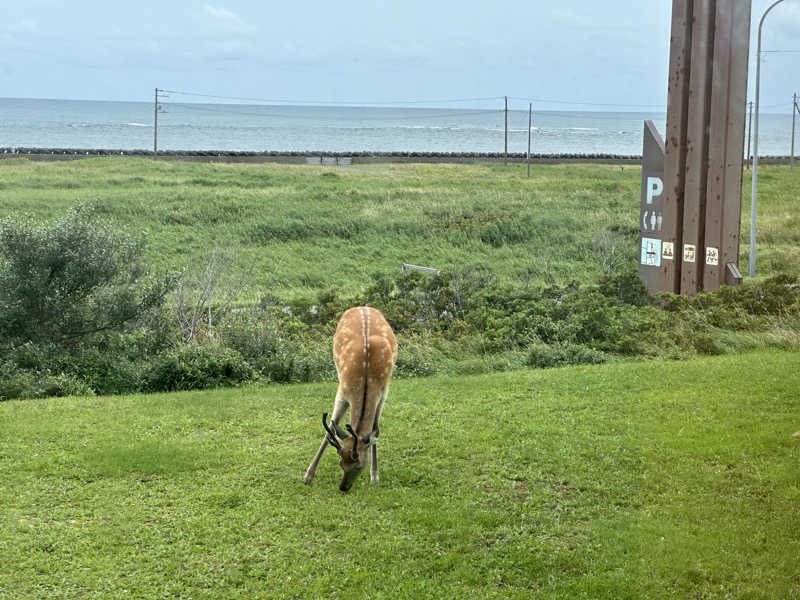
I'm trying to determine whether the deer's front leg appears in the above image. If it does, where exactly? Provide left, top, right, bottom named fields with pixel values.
left=303, top=392, right=347, bottom=485
left=303, top=436, right=331, bottom=485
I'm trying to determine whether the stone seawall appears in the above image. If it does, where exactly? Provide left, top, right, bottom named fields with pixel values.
left=0, top=147, right=793, bottom=165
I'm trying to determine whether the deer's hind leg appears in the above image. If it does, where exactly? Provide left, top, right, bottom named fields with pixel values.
left=369, top=388, right=388, bottom=484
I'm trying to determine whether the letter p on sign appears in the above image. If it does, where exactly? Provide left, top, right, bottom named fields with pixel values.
left=646, top=177, right=663, bottom=205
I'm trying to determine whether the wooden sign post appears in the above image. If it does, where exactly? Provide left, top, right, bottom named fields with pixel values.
left=638, top=121, right=666, bottom=294
left=640, top=0, right=751, bottom=296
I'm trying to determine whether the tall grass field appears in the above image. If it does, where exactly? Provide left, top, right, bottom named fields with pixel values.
left=1, top=157, right=796, bottom=299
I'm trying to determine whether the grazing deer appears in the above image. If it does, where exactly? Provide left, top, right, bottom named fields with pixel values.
left=303, top=306, right=397, bottom=492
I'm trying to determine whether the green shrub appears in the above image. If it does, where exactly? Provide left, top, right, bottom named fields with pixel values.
left=0, top=205, right=172, bottom=349
left=0, top=362, right=95, bottom=400
left=393, top=340, right=438, bottom=377
left=526, top=342, right=609, bottom=369
left=217, top=308, right=286, bottom=364
left=597, top=270, right=648, bottom=305
left=2, top=211, right=797, bottom=399
left=692, top=332, right=727, bottom=356
left=0, top=363, right=40, bottom=400
left=697, top=273, right=799, bottom=316
left=146, top=344, right=253, bottom=392
left=452, top=358, right=490, bottom=375
left=260, top=342, right=335, bottom=384
left=43, top=373, right=97, bottom=398
left=453, top=352, right=528, bottom=375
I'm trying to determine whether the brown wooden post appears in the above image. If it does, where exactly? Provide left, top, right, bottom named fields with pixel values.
left=660, top=0, right=693, bottom=294
left=716, top=0, right=751, bottom=290
left=680, top=0, right=716, bottom=296
left=703, top=3, right=731, bottom=290
left=651, top=0, right=750, bottom=296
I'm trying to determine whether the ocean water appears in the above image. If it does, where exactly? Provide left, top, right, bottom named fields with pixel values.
left=0, top=97, right=795, bottom=156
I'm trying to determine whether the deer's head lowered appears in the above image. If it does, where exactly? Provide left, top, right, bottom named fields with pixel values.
left=322, top=412, right=376, bottom=492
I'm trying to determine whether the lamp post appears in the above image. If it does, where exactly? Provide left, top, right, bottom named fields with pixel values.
left=750, top=0, right=786, bottom=278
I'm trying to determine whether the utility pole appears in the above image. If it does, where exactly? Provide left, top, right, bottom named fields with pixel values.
left=527, top=103, right=532, bottom=178
left=792, top=92, right=797, bottom=170
left=504, top=96, right=508, bottom=166
left=746, top=101, right=753, bottom=169
left=153, top=87, right=159, bottom=155
left=751, top=0, right=787, bottom=279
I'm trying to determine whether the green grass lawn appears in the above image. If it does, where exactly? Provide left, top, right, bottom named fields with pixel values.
left=1, top=158, right=797, bottom=300
left=2, top=351, right=798, bottom=599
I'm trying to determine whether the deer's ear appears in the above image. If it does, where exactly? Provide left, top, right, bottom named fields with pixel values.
left=361, top=431, right=376, bottom=446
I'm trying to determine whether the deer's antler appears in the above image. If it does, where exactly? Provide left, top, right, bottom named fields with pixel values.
left=332, top=421, right=348, bottom=440
left=322, top=412, right=342, bottom=450
left=345, top=424, right=359, bottom=460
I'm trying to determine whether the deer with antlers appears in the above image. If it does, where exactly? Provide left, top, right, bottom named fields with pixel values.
left=303, top=306, right=398, bottom=492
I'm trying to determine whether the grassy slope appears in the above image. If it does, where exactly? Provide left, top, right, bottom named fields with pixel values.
left=0, top=158, right=797, bottom=300
left=1, top=351, right=798, bottom=599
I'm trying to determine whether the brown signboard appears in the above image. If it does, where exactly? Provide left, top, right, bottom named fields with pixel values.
left=638, top=121, right=667, bottom=295
left=643, top=0, right=750, bottom=296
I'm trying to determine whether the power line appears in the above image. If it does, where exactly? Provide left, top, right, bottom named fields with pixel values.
left=759, top=100, right=795, bottom=109
left=509, top=95, right=667, bottom=109
left=162, top=87, right=670, bottom=110
left=530, top=111, right=663, bottom=122
left=155, top=87, right=794, bottom=129
left=165, top=101, right=661, bottom=125
left=162, top=89, right=504, bottom=107
left=167, top=102, right=502, bottom=122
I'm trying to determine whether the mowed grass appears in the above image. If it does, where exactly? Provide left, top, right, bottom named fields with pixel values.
left=1, top=351, right=798, bottom=599
left=1, top=157, right=796, bottom=299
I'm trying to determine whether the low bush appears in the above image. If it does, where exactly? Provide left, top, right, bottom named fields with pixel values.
left=0, top=362, right=95, bottom=400
left=393, top=339, right=439, bottom=378
left=527, top=342, right=609, bottom=369
left=145, top=344, right=254, bottom=392
left=2, top=207, right=798, bottom=400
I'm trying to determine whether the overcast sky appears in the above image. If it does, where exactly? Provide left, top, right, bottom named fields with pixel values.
left=1, top=1, right=798, bottom=112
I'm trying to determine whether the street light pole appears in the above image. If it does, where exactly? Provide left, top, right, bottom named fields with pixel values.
left=750, top=0, right=786, bottom=278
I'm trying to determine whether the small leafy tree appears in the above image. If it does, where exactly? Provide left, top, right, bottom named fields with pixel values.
left=172, top=246, right=252, bottom=343
left=0, top=205, right=172, bottom=349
